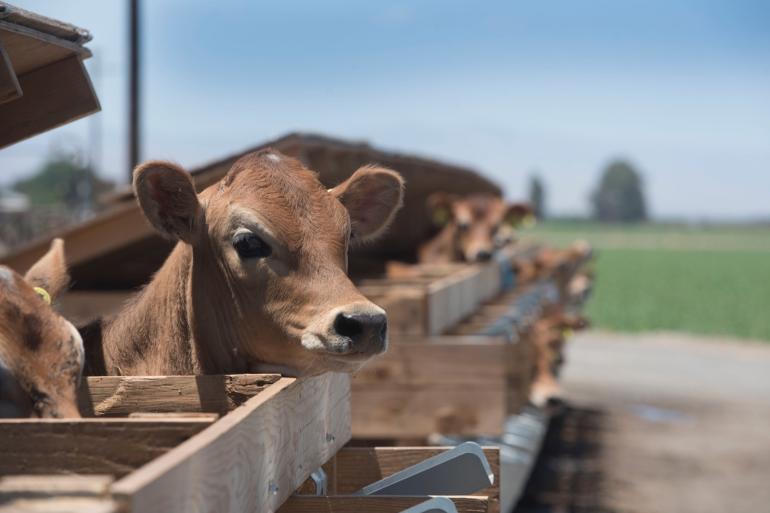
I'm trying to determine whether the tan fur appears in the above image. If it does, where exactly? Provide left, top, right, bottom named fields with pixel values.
left=419, top=193, right=532, bottom=263
left=529, top=311, right=589, bottom=407
left=0, top=240, right=82, bottom=418
left=84, top=150, right=404, bottom=377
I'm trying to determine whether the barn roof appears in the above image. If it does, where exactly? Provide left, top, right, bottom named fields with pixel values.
left=0, top=2, right=99, bottom=149
left=1, top=132, right=501, bottom=290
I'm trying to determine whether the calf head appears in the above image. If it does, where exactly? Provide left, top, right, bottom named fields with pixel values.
left=0, top=239, right=82, bottom=418
left=427, top=193, right=532, bottom=262
left=134, top=150, right=404, bottom=375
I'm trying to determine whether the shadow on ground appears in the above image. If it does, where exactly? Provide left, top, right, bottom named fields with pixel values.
left=514, top=405, right=615, bottom=513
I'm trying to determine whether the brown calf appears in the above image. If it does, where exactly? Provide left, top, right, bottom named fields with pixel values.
left=83, top=150, right=404, bottom=377
left=529, top=312, right=589, bottom=408
left=419, top=193, right=532, bottom=263
left=0, top=239, right=82, bottom=418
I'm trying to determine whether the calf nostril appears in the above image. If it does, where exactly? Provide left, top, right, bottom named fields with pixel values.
left=476, top=250, right=493, bottom=262
left=379, top=320, right=388, bottom=341
left=334, top=313, right=363, bottom=339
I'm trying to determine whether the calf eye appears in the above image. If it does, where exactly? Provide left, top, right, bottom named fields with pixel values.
left=232, top=232, right=272, bottom=259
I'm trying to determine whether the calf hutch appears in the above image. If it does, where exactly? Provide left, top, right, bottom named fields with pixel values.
left=0, top=8, right=593, bottom=509
left=1, top=132, right=593, bottom=513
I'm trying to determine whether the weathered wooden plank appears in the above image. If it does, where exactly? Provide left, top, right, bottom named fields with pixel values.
left=79, top=374, right=281, bottom=417
left=354, top=338, right=511, bottom=385
left=279, top=496, right=489, bottom=513
left=0, top=17, right=90, bottom=74
left=111, top=373, right=351, bottom=513
left=0, top=475, right=116, bottom=513
left=0, top=40, right=21, bottom=105
left=427, top=266, right=486, bottom=335
left=0, top=25, right=81, bottom=77
left=0, top=54, right=99, bottom=149
left=351, top=382, right=505, bottom=438
left=362, top=261, right=504, bottom=337
left=0, top=418, right=213, bottom=477
left=361, top=285, right=426, bottom=335
left=325, top=447, right=500, bottom=511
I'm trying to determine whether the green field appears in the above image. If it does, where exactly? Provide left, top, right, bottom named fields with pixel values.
left=523, top=221, right=770, bottom=341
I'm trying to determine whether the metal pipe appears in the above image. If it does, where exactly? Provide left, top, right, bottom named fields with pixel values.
left=128, top=0, right=141, bottom=177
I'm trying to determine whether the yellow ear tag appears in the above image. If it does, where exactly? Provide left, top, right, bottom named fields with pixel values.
left=562, top=328, right=574, bottom=339
left=432, top=208, right=450, bottom=226
left=34, top=287, right=51, bottom=305
left=522, top=214, right=537, bottom=228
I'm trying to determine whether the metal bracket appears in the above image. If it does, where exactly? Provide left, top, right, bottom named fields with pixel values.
left=399, top=497, right=459, bottom=513
left=354, top=441, right=493, bottom=496
left=308, top=468, right=327, bottom=496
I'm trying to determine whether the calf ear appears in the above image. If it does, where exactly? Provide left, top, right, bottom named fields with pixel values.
left=331, top=165, right=404, bottom=245
left=426, top=192, right=458, bottom=227
left=133, top=161, right=202, bottom=243
left=24, top=238, right=70, bottom=300
left=505, top=202, right=534, bottom=227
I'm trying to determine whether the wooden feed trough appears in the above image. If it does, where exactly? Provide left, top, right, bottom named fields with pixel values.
left=0, top=4, right=595, bottom=512
left=351, top=246, right=568, bottom=441
left=0, top=373, right=350, bottom=512
left=0, top=241, right=593, bottom=513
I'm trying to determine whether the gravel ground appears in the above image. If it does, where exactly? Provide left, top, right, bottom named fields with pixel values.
left=515, top=331, right=770, bottom=513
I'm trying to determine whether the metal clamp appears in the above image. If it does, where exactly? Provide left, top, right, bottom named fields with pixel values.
left=308, top=468, right=327, bottom=496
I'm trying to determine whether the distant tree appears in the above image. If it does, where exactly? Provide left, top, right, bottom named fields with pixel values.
left=13, top=150, right=114, bottom=211
left=591, top=160, right=647, bottom=222
left=528, top=174, right=546, bottom=219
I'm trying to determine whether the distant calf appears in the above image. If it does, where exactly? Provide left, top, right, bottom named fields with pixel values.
left=529, top=312, right=589, bottom=408
left=0, top=240, right=82, bottom=418
left=83, top=150, right=404, bottom=377
left=419, top=193, right=532, bottom=263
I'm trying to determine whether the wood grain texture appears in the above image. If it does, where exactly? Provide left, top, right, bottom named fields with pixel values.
left=354, top=338, right=511, bottom=385
left=361, top=260, right=504, bottom=337
left=78, top=374, right=281, bottom=417
left=0, top=418, right=213, bottom=477
left=111, top=373, right=351, bottom=513
left=0, top=23, right=83, bottom=76
left=0, top=475, right=116, bottom=513
left=0, top=54, right=99, bottom=149
left=279, top=495, right=489, bottom=513
left=360, top=285, right=427, bottom=335
left=351, top=382, right=505, bottom=438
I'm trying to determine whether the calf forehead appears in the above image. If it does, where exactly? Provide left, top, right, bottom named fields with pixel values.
left=455, top=196, right=504, bottom=223
left=216, top=151, right=349, bottom=248
left=0, top=288, right=63, bottom=358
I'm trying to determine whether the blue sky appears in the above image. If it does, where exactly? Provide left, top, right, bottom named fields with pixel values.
left=3, top=0, right=769, bottom=219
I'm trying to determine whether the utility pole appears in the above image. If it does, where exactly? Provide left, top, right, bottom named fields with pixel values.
left=128, top=0, right=141, bottom=178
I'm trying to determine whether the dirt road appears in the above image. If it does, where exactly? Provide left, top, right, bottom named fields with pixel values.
left=516, top=331, right=770, bottom=513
